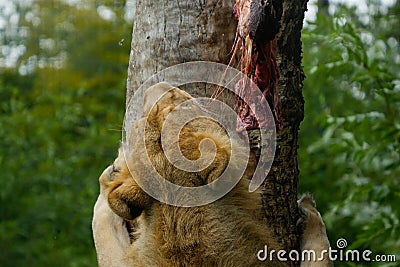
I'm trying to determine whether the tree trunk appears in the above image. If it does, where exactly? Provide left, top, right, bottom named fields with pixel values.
left=126, top=0, right=308, bottom=265
left=261, top=0, right=308, bottom=264
left=126, top=0, right=237, bottom=104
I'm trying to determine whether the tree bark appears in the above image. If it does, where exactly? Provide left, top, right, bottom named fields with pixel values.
left=126, top=0, right=308, bottom=265
left=126, top=0, right=237, bottom=104
left=261, top=0, right=308, bottom=264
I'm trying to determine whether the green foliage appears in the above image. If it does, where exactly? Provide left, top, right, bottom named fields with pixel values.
left=0, top=1, right=131, bottom=266
left=299, top=2, right=400, bottom=266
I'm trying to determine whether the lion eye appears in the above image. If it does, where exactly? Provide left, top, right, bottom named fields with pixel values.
left=108, top=163, right=120, bottom=181
left=112, top=163, right=120, bottom=173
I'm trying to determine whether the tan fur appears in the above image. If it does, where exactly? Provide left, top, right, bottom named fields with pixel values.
left=92, top=83, right=332, bottom=267
left=298, top=195, right=333, bottom=267
left=92, top=163, right=133, bottom=266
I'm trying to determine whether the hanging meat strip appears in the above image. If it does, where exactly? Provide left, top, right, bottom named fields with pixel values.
left=233, top=0, right=283, bottom=132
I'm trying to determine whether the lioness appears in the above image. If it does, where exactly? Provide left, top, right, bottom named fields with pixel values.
left=92, top=83, right=332, bottom=267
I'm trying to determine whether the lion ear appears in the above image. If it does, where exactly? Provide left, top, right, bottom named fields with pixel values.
left=143, top=82, right=175, bottom=116
left=198, top=149, right=229, bottom=185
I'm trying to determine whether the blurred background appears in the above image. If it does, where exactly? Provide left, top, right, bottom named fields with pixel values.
left=299, top=1, right=399, bottom=266
left=0, top=0, right=398, bottom=266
